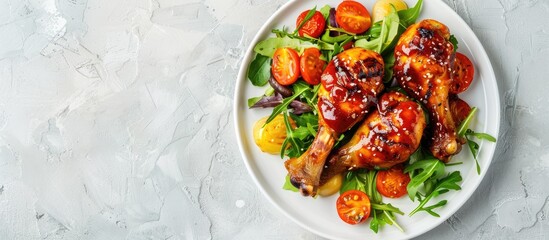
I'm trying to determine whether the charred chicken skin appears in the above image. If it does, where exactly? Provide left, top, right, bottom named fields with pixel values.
left=393, top=19, right=463, bottom=162
left=285, top=48, right=384, bottom=196
left=320, top=91, right=426, bottom=184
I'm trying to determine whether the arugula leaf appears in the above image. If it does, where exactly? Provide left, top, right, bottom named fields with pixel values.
left=457, top=107, right=478, bottom=136
left=465, top=136, right=481, bottom=174
left=449, top=34, right=459, bottom=52
left=463, top=128, right=496, bottom=175
left=290, top=112, right=318, bottom=128
left=405, top=159, right=445, bottom=200
left=283, top=175, right=299, bottom=192
left=398, top=0, right=423, bottom=27
left=455, top=106, right=496, bottom=174
left=247, top=54, right=271, bottom=86
left=380, top=209, right=404, bottom=232
left=370, top=211, right=380, bottom=233
left=254, top=36, right=319, bottom=57
left=290, top=119, right=317, bottom=142
left=291, top=126, right=311, bottom=140
left=264, top=82, right=310, bottom=125
left=295, top=6, right=317, bottom=35
left=409, top=171, right=462, bottom=216
left=466, top=129, right=496, bottom=142
left=366, top=171, right=382, bottom=203
left=280, top=112, right=292, bottom=158
left=340, top=170, right=368, bottom=194
left=321, top=30, right=351, bottom=43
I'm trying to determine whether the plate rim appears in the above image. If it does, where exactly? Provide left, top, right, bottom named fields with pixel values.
left=233, top=0, right=501, bottom=239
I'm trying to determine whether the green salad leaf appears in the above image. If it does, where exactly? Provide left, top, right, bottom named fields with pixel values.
left=383, top=52, right=395, bottom=83
left=405, top=158, right=445, bottom=200
left=247, top=54, right=271, bottom=86
left=457, top=107, right=478, bottom=136
left=264, top=81, right=311, bottom=125
left=283, top=175, right=299, bottom=192
left=254, top=36, right=319, bottom=57
left=320, top=5, right=331, bottom=20
left=409, top=171, right=462, bottom=217
left=449, top=34, right=459, bottom=52
left=455, top=106, right=497, bottom=174
left=355, top=7, right=400, bottom=54
left=398, top=0, right=423, bottom=27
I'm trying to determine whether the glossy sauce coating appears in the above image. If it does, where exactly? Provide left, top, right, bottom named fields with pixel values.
left=319, top=91, right=427, bottom=184
left=393, top=19, right=462, bottom=161
left=345, top=92, right=426, bottom=168
left=318, top=48, right=384, bottom=134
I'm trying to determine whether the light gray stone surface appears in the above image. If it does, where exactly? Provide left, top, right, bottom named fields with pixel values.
left=0, top=0, right=547, bottom=239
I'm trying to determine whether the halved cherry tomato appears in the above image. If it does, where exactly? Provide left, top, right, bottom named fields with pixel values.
left=335, top=1, right=372, bottom=34
left=451, top=52, right=475, bottom=94
left=449, top=96, right=472, bottom=126
left=336, top=190, right=371, bottom=225
left=376, top=166, right=410, bottom=198
left=271, top=48, right=300, bottom=86
left=300, top=48, right=326, bottom=85
left=296, top=10, right=326, bottom=38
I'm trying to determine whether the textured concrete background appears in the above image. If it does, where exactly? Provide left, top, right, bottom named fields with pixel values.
left=0, top=0, right=547, bottom=239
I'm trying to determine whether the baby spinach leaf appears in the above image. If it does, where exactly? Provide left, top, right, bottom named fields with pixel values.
left=247, top=54, right=271, bottom=86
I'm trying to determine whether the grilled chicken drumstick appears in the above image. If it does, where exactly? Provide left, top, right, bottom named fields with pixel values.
left=393, top=19, right=464, bottom=162
left=285, top=48, right=384, bottom=196
left=320, top=91, right=426, bottom=184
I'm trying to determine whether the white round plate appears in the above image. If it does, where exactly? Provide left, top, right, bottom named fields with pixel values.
left=234, top=0, right=500, bottom=239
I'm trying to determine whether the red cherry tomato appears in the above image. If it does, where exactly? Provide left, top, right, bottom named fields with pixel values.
left=300, top=48, right=326, bottom=85
left=451, top=52, right=475, bottom=94
left=376, top=166, right=410, bottom=198
left=336, top=190, right=371, bottom=225
left=449, top=96, right=472, bottom=126
left=335, top=0, right=372, bottom=34
left=296, top=10, right=326, bottom=38
left=271, top=48, right=300, bottom=86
